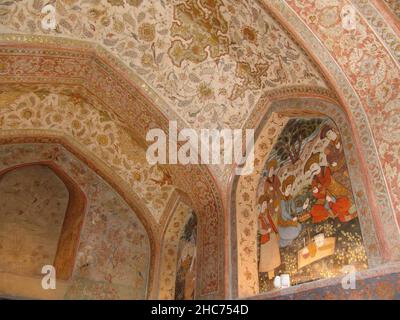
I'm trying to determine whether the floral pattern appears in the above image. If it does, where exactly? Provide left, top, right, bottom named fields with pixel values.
left=0, top=0, right=328, bottom=129
left=0, top=0, right=399, bottom=300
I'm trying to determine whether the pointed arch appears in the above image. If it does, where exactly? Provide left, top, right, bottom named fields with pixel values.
left=229, top=96, right=400, bottom=298
left=0, top=131, right=157, bottom=299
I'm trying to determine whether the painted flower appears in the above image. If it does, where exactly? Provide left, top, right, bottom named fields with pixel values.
left=198, top=82, right=214, bottom=101
left=376, top=84, right=391, bottom=103
left=318, top=6, right=340, bottom=28
left=242, top=26, right=257, bottom=43
left=72, top=119, right=81, bottom=130
left=355, top=79, right=367, bottom=91
left=97, top=134, right=109, bottom=146
left=168, top=42, right=186, bottom=66
left=88, top=8, right=103, bottom=21
left=100, top=16, right=111, bottom=27
left=339, top=33, right=355, bottom=51
left=359, top=57, right=377, bottom=76
left=138, top=23, right=156, bottom=42
left=52, top=114, right=63, bottom=123
left=126, top=0, right=143, bottom=6
left=107, top=0, right=124, bottom=6
left=141, top=53, right=153, bottom=67
left=113, top=19, right=125, bottom=33
left=22, top=109, right=33, bottom=120
left=307, top=14, right=317, bottom=24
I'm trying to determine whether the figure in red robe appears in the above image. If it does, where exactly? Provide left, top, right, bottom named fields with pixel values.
left=304, top=153, right=356, bottom=223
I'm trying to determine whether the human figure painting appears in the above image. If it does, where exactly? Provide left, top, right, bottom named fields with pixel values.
left=175, top=211, right=197, bottom=300
left=257, top=117, right=368, bottom=293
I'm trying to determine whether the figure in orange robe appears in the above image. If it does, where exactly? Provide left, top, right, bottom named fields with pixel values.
left=304, top=153, right=355, bottom=223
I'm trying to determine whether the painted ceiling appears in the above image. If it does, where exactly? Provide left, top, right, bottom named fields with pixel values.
left=0, top=0, right=398, bottom=217
left=0, top=0, right=329, bottom=131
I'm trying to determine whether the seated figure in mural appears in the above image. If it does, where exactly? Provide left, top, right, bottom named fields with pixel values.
left=258, top=194, right=281, bottom=280
left=278, top=175, right=306, bottom=248
left=304, top=153, right=357, bottom=224
left=320, top=125, right=351, bottom=190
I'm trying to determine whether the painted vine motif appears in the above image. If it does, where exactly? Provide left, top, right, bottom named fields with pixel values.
left=0, top=0, right=327, bottom=129
left=257, top=117, right=368, bottom=293
left=175, top=211, right=197, bottom=300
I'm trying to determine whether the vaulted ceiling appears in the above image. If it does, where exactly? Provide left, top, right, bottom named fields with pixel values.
left=0, top=0, right=331, bottom=130
left=0, top=0, right=399, bottom=299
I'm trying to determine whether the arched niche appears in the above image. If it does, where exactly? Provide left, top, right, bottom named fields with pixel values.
left=0, top=143, right=151, bottom=300
left=230, top=98, right=395, bottom=298
left=0, top=69, right=225, bottom=298
left=158, top=197, right=198, bottom=300
left=258, top=1, right=400, bottom=249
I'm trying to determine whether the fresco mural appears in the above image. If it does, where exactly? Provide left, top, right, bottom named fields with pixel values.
left=175, top=212, right=197, bottom=300
left=257, top=117, right=368, bottom=293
